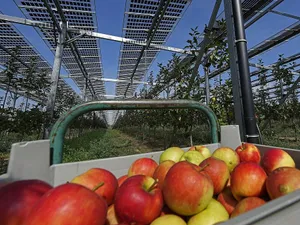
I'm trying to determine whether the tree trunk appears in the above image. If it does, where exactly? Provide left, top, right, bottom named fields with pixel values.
left=24, top=96, right=29, bottom=112
left=2, top=83, right=11, bottom=109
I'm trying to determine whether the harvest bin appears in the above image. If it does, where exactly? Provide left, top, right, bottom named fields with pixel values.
left=1, top=99, right=300, bottom=225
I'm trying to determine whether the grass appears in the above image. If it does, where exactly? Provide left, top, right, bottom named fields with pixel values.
left=1, top=122, right=299, bottom=175
left=63, top=128, right=153, bottom=163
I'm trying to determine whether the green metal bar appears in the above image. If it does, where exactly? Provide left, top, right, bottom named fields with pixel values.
left=49, top=100, right=220, bottom=164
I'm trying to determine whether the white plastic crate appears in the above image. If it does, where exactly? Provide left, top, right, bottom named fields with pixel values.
left=1, top=125, right=300, bottom=225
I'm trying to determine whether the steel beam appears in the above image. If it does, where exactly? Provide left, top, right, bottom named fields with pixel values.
left=50, top=0, right=96, bottom=98
left=45, top=22, right=67, bottom=137
left=204, top=66, right=210, bottom=105
left=224, top=0, right=246, bottom=141
left=260, top=75, right=300, bottom=131
left=73, top=29, right=190, bottom=54
left=270, top=9, right=300, bottom=20
left=231, top=0, right=259, bottom=143
left=0, top=13, right=187, bottom=54
left=123, top=0, right=171, bottom=97
left=188, top=0, right=222, bottom=94
left=249, top=62, right=300, bottom=76
left=244, top=0, right=284, bottom=29
left=124, top=11, right=181, bottom=19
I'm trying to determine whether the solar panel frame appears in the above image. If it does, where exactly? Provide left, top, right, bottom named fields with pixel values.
left=15, top=0, right=106, bottom=99
left=115, top=0, right=192, bottom=97
left=0, top=12, right=78, bottom=103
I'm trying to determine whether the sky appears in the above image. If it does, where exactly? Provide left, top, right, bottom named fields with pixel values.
left=1, top=0, right=300, bottom=107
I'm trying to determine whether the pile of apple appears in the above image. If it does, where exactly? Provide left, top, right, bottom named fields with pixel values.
left=1, top=143, right=300, bottom=225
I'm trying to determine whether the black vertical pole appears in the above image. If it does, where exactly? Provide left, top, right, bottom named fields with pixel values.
left=231, top=0, right=259, bottom=143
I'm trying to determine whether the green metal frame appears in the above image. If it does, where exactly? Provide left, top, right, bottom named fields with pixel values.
left=49, top=99, right=220, bottom=164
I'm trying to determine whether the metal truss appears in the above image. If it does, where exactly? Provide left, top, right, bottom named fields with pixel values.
left=0, top=13, right=77, bottom=103
left=115, top=0, right=191, bottom=97
left=14, top=0, right=105, bottom=99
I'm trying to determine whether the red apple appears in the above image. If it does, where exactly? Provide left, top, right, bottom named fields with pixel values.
left=261, top=148, right=296, bottom=175
left=188, top=145, right=211, bottom=159
left=128, top=157, right=158, bottom=178
left=23, top=183, right=108, bottom=225
left=217, top=187, right=238, bottom=215
left=163, top=161, right=214, bottom=216
left=153, top=160, right=175, bottom=189
left=235, top=143, right=261, bottom=164
left=114, top=175, right=163, bottom=225
left=212, top=147, right=240, bottom=173
left=230, top=162, right=267, bottom=201
left=106, top=204, right=120, bottom=225
left=199, top=157, right=230, bottom=195
left=0, top=179, right=52, bottom=225
left=266, top=167, right=300, bottom=200
left=230, top=197, right=266, bottom=218
left=70, top=168, right=118, bottom=206
left=117, top=175, right=128, bottom=187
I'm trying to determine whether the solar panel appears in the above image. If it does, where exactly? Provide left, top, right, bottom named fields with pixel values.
left=0, top=13, right=77, bottom=102
left=115, top=0, right=191, bottom=97
left=15, top=0, right=105, bottom=99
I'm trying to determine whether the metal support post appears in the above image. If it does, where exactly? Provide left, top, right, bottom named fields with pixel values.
left=44, top=22, right=67, bottom=138
left=204, top=66, right=210, bottom=105
left=231, top=0, right=259, bottom=143
left=224, top=0, right=246, bottom=141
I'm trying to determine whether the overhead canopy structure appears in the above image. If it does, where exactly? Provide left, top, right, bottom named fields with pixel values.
left=115, top=0, right=191, bottom=97
left=16, top=0, right=106, bottom=99
left=0, top=12, right=78, bottom=103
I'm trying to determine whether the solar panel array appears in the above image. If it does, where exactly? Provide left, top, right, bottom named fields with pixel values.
left=16, top=0, right=105, bottom=99
left=115, top=0, right=191, bottom=97
left=0, top=14, right=76, bottom=103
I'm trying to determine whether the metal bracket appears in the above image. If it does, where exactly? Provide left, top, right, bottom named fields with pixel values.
left=64, top=33, right=86, bottom=46
left=235, top=38, right=247, bottom=44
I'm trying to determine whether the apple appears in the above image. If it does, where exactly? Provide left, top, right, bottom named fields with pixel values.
left=180, top=151, right=205, bottom=165
left=266, top=167, right=300, bottom=200
left=187, top=198, right=229, bottom=225
left=153, top=160, right=175, bottom=189
left=106, top=204, right=120, bottom=225
left=217, top=187, right=238, bottom=215
left=150, top=214, right=187, bottom=225
left=235, top=143, right=261, bottom=164
left=114, top=175, right=164, bottom=225
left=188, top=145, right=211, bottom=159
left=0, top=179, right=52, bottom=225
left=230, top=197, right=266, bottom=218
left=199, top=157, right=230, bottom=195
left=159, top=147, right=185, bottom=164
left=22, top=183, right=107, bottom=225
left=71, top=168, right=118, bottom=206
left=261, top=148, right=296, bottom=175
left=117, top=175, right=128, bottom=187
left=163, top=161, right=214, bottom=216
left=230, top=162, right=267, bottom=201
left=212, top=147, right=240, bottom=173
left=128, top=157, right=158, bottom=178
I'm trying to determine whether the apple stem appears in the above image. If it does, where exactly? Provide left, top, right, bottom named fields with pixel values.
left=92, top=182, right=105, bottom=192
left=199, top=163, right=209, bottom=171
left=148, top=179, right=159, bottom=192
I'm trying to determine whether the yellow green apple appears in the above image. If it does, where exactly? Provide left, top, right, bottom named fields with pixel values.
left=180, top=151, right=205, bottom=165
left=188, top=198, right=229, bottom=225
left=189, top=145, right=211, bottom=159
left=159, top=147, right=185, bottom=164
left=150, top=214, right=187, bottom=225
